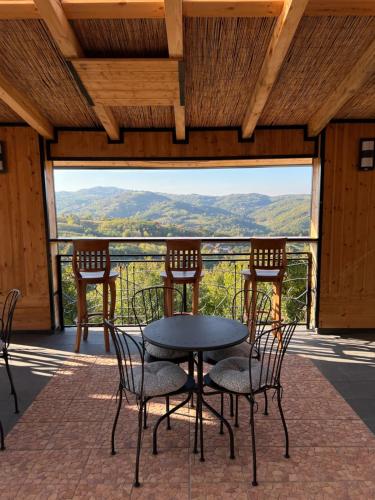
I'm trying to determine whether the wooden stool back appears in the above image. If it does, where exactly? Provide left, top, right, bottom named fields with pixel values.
left=73, top=239, right=110, bottom=280
left=250, top=238, right=287, bottom=279
left=165, top=239, right=202, bottom=279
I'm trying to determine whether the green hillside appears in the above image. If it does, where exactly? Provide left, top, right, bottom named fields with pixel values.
left=56, top=187, right=311, bottom=238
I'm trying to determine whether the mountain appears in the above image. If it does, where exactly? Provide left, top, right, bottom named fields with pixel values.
left=56, top=187, right=311, bottom=237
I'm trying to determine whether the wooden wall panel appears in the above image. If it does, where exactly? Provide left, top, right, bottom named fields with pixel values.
left=0, top=126, right=51, bottom=330
left=48, top=127, right=317, bottom=161
left=319, top=122, right=375, bottom=329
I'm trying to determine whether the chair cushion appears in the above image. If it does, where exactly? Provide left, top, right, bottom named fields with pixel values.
left=145, top=342, right=187, bottom=360
left=205, top=341, right=250, bottom=363
left=209, top=356, right=264, bottom=394
left=80, top=270, right=118, bottom=280
left=241, top=269, right=282, bottom=279
left=131, top=361, right=187, bottom=397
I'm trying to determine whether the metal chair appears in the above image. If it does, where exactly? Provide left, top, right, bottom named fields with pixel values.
left=204, top=289, right=272, bottom=365
left=205, top=321, right=297, bottom=486
left=72, top=239, right=118, bottom=353
left=106, top=320, right=194, bottom=487
left=160, top=239, right=203, bottom=315
left=132, top=286, right=190, bottom=364
left=1, top=289, right=21, bottom=415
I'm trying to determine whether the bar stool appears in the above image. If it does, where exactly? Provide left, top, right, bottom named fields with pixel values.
left=241, top=237, right=287, bottom=341
left=160, top=239, right=203, bottom=316
left=72, top=240, right=118, bottom=353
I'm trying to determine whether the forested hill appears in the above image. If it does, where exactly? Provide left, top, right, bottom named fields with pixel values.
left=56, top=187, right=310, bottom=237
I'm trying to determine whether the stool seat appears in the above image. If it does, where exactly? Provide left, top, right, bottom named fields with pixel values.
left=160, top=270, right=204, bottom=283
left=80, top=270, right=119, bottom=282
left=241, top=269, right=282, bottom=281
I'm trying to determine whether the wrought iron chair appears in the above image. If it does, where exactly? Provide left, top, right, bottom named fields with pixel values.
left=204, top=288, right=272, bottom=426
left=132, top=286, right=190, bottom=365
left=204, top=289, right=272, bottom=364
left=106, top=320, right=194, bottom=487
left=1, top=289, right=21, bottom=414
left=205, top=321, right=297, bottom=486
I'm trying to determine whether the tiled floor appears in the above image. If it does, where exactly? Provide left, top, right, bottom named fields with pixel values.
left=2, top=331, right=375, bottom=499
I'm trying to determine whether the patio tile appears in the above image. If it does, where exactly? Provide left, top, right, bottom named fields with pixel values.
left=131, top=483, right=189, bottom=499
left=6, top=422, right=58, bottom=450
left=190, top=482, right=248, bottom=499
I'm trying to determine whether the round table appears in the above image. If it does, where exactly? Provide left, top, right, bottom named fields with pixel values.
left=143, top=314, right=248, bottom=461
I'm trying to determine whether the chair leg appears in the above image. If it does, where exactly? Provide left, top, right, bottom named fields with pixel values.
left=277, top=387, right=289, bottom=459
left=143, top=401, right=148, bottom=430
left=249, top=279, right=257, bottom=343
left=103, top=282, right=110, bottom=352
left=192, top=281, right=200, bottom=315
left=75, top=282, right=83, bottom=353
left=4, top=351, right=19, bottom=413
left=166, top=396, right=171, bottom=430
left=235, top=395, right=239, bottom=428
left=134, top=402, right=144, bottom=488
left=83, top=283, right=89, bottom=341
left=263, top=391, right=268, bottom=416
left=0, top=419, right=4, bottom=450
left=250, top=399, right=257, bottom=486
left=109, top=279, right=117, bottom=321
left=111, top=388, right=123, bottom=455
left=219, top=393, right=224, bottom=435
left=229, top=393, right=234, bottom=417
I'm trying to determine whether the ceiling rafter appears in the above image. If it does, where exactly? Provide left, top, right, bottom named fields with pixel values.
left=0, top=71, right=54, bottom=138
left=1, top=0, right=375, bottom=19
left=164, top=0, right=185, bottom=141
left=33, top=0, right=120, bottom=140
left=308, top=37, right=375, bottom=137
left=241, top=0, right=309, bottom=139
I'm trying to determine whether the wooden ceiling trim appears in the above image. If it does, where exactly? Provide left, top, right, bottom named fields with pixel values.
left=32, top=0, right=119, bottom=138
left=241, top=0, right=309, bottom=138
left=308, top=37, right=375, bottom=137
left=0, top=71, right=54, bottom=137
left=2, top=0, right=375, bottom=20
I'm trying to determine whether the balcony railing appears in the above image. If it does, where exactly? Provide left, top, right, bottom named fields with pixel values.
left=53, top=237, right=316, bottom=329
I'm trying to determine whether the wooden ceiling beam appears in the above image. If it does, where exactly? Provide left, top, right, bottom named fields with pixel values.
left=33, top=0, right=84, bottom=59
left=33, top=0, right=119, bottom=139
left=0, top=71, right=54, bottom=138
left=241, top=0, right=309, bottom=139
left=164, top=0, right=185, bottom=140
left=1, top=0, right=375, bottom=20
left=308, top=37, right=375, bottom=137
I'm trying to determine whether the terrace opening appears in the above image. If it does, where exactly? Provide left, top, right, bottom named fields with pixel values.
left=50, top=162, right=318, bottom=330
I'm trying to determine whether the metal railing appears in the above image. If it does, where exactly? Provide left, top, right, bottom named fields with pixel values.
left=53, top=238, right=316, bottom=329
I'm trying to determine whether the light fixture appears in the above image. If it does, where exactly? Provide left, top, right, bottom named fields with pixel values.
left=359, top=138, right=375, bottom=171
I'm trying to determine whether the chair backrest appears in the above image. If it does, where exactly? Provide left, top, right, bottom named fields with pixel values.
left=72, top=239, right=110, bottom=279
left=1, top=289, right=21, bottom=346
left=249, top=321, right=297, bottom=394
left=132, top=285, right=184, bottom=327
left=232, top=289, right=272, bottom=339
left=105, top=320, right=144, bottom=396
left=165, top=239, right=202, bottom=279
left=250, top=238, right=287, bottom=272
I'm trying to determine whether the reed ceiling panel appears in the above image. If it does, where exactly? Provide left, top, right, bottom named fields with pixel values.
left=184, top=17, right=276, bottom=127
left=259, top=16, right=375, bottom=125
left=111, top=107, right=174, bottom=127
left=336, top=73, right=375, bottom=119
left=0, top=20, right=99, bottom=127
left=72, top=19, right=168, bottom=57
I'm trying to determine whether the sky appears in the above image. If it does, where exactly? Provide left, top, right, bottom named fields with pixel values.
left=54, top=166, right=312, bottom=196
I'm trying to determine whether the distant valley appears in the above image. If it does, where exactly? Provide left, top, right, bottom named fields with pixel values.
left=56, top=187, right=311, bottom=238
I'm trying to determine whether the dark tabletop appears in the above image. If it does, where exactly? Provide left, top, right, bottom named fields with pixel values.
left=143, top=314, right=248, bottom=352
